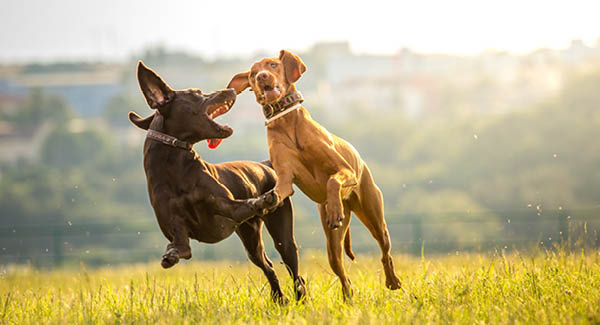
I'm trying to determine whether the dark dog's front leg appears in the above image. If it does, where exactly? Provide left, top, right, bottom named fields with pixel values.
left=197, top=174, right=271, bottom=223
left=249, top=190, right=282, bottom=215
left=161, top=243, right=181, bottom=268
left=211, top=195, right=259, bottom=222
left=160, top=200, right=193, bottom=269
left=161, top=238, right=192, bottom=268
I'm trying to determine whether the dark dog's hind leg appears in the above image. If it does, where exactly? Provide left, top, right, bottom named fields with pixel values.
left=237, top=218, right=288, bottom=304
left=264, top=198, right=306, bottom=301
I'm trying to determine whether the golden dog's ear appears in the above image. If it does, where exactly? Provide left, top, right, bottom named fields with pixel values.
left=227, top=72, right=250, bottom=94
left=137, top=61, right=175, bottom=112
left=279, top=50, right=306, bottom=84
left=128, top=111, right=155, bottom=130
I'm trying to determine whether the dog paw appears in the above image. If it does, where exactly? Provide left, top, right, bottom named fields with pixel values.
left=161, top=248, right=180, bottom=269
left=262, top=189, right=281, bottom=208
left=386, top=277, right=402, bottom=290
left=342, top=285, right=354, bottom=302
left=250, top=190, right=281, bottom=215
left=272, top=291, right=289, bottom=305
left=248, top=198, right=269, bottom=216
left=295, top=277, right=307, bottom=301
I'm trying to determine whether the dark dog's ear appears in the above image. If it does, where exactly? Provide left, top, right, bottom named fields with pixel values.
left=279, top=50, right=306, bottom=84
left=128, top=111, right=155, bottom=130
left=227, top=72, right=250, bottom=94
left=137, top=61, right=175, bottom=111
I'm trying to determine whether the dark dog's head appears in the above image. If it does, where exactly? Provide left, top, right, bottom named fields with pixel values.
left=129, top=61, right=235, bottom=149
left=227, top=50, right=306, bottom=106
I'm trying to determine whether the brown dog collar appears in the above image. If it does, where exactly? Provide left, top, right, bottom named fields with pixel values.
left=262, top=91, right=304, bottom=120
left=147, top=129, right=193, bottom=150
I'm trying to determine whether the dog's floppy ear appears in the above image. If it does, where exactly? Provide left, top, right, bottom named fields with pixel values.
left=128, top=111, right=155, bottom=130
left=137, top=61, right=175, bottom=111
left=227, top=72, right=250, bottom=94
left=279, top=50, right=306, bottom=84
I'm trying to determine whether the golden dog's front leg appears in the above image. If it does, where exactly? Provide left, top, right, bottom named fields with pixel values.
left=257, top=164, right=295, bottom=213
left=256, top=145, right=297, bottom=212
left=325, top=169, right=357, bottom=229
left=273, top=168, right=295, bottom=201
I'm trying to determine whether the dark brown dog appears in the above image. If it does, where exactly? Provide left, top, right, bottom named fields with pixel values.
left=228, top=50, right=402, bottom=299
left=129, top=61, right=305, bottom=303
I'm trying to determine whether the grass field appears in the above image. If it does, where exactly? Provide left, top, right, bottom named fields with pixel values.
left=1, top=249, right=599, bottom=324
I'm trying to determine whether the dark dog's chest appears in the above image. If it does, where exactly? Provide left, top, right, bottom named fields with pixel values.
left=146, top=163, right=270, bottom=244
left=152, top=193, right=240, bottom=244
left=144, top=150, right=274, bottom=244
left=185, top=204, right=240, bottom=243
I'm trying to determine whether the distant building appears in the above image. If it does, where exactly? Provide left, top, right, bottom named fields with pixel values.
left=0, top=65, right=123, bottom=118
left=0, top=121, right=53, bottom=163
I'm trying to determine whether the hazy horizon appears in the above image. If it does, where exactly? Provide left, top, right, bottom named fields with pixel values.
left=2, top=0, right=599, bottom=63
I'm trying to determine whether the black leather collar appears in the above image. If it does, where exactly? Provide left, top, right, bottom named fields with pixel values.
left=262, top=91, right=304, bottom=120
left=146, top=129, right=192, bottom=150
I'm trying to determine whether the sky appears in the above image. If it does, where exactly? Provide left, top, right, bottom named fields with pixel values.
left=1, top=0, right=599, bottom=63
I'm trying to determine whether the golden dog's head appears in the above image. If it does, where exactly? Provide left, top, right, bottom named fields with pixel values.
left=228, top=50, right=306, bottom=106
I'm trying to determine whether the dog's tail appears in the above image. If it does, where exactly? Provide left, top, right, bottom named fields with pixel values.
left=344, top=228, right=356, bottom=261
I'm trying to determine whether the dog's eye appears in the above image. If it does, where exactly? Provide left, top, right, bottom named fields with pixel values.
left=270, top=63, right=277, bottom=69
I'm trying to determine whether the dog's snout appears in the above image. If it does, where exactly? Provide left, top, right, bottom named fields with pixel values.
left=257, top=71, right=269, bottom=82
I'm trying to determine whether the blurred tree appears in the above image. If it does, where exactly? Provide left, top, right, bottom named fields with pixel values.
left=1, top=88, right=73, bottom=126
left=41, top=125, right=112, bottom=169
left=102, top=93, right=143, bottom=126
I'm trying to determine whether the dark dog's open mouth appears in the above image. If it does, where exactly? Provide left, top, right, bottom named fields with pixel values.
left=205, top=99, right=234, bottom=149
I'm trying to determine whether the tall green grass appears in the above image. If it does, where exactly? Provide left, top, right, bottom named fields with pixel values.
left=1, top=249, right=599, bottom=324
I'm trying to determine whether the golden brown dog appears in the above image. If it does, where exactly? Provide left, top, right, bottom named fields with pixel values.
left=228, top=50, right=402, bottom=298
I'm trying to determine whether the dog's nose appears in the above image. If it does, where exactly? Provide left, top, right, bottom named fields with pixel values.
left=257, top=71, right=269, bottom=82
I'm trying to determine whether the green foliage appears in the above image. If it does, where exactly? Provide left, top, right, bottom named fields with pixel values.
left=103, top=93, right=146, bottom=126
left=41, top=126, right=112, bottom=169
left=0, top=88, right=73, bottom=126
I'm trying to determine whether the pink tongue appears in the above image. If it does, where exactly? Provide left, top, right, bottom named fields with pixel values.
left=265, top=89, right=281, bottom=102
left=207, top=138, right=222, bottom=149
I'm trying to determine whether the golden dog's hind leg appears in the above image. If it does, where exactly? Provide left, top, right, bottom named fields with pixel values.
left=325, top=169, right=357, bottom=229
left=319, top=203, right=353, bottom=300
left=351, top=168, right=402, bottom=290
